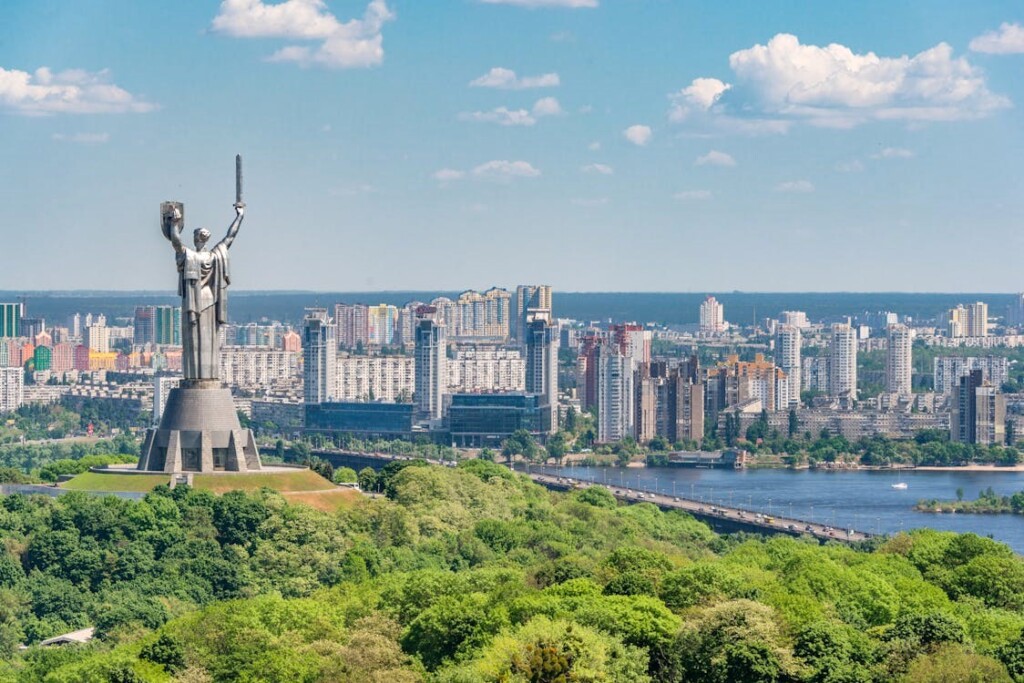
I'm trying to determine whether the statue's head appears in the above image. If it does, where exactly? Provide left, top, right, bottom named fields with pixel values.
left=193, top=228, right=212, bottom=250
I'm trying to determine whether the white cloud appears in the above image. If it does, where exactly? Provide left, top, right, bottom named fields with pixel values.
left=458, top=97, right=562, bottom=126
left=571, top=197, right=608, bottom=206
left=0, top=67, right=154, bottom=115
left=459, top=107, right=535, bottom=126
left=532, top=96, right=563, bottom=116
left=479, top=0, right=598, bottom=7
left=674, top=190, right=712, bottom=200
left=581, top=163, right=613, bottom=175
left=775, top=180, right=815, bottom=193
left=871, top=147, right=914, bottom=159
left=668, top=33, right=1009, bottom=132
left=469, top=67, right=560, bottom=89
left=433, top=168, right=465, bottom=182
left=694, top=150, right=735, bottom=167
left=51, top=132, right=110, bottom=144
left=970, top=22, right=1024, bottom=54
left=472, top=160, right=541, bottom=180
left=587, top=141, right=601, bottom=151
left=668, top=77, right=730, bottom=122
left=212, top=0, right=395, bottom=69
left=834, top=160, right=864, bottom=172
left=624, top=124, right=652, bottom=146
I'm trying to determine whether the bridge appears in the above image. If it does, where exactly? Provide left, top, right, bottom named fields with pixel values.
left=525, top=472, right=873, bottom=544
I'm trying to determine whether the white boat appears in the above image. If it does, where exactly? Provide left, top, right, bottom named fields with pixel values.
left=891, top=482, right=908, bottom=490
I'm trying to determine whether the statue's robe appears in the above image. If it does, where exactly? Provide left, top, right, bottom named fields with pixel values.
left=177, top=242, right=230, bottom=380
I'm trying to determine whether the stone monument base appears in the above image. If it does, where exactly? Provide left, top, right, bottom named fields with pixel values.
left=138, top=385, right=261, bottom=473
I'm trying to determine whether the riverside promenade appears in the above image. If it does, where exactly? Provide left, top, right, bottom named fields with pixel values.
left=526, top=471, right=874, bottom=544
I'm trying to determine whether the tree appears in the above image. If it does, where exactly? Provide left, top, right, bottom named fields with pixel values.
left=788, top=408, right=799, bottom=437
left=546, top=432, right=568, bottom=464
left=332, top=466, right=358, bottom=484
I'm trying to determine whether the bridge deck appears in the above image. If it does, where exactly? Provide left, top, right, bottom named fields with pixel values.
left=527, top=472, right=873, bottom=543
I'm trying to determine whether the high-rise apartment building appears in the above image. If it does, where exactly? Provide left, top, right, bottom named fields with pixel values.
left=68, top=313, right=81, bottom=340
left=86, top=324, right=110, bottom=353
left=776, top=325, right=801, bottom=407
left=948, top=302, right=988, bottom=338
left=525, top=312, right=559, bottom=433
left=367, top=304, right=399, bottom=346
left=1008, top=293, right=1024, bottom=328
left=0, top=367, right=24, bottom=413
left=454, top=288, right=512, bottom=338
left=952, top=370, right=1005, bottom=445
left=154, top=306, right=181, bottom=346
left=780, top=311, right=809, bottom=329
left=134, top=306, right=156, bottom=345
left=513, top=285, right=553, bottom=342
left=414, top=307, right=447, bottom=422
left=51, top=343, right=74, bottom=373
left=612, top=323, right=651, bottom=366
left=706, top=354, right=786, bottom=413
left=303, top=308, right=337, bottom=405
left=595, top=345, right=634, bottom=443
left=933, top=356, right=1009, bottom=395
left=829, top=323, right=858, bottom=400
left=1, top=304, right=24, bottom=339
left=335, top=303, right=370, bottom=349
left=886, top=324, right=914, bottom=396
left=699, top=296, right=726, bottom=335
left=153, top=374, right=182, bottom=424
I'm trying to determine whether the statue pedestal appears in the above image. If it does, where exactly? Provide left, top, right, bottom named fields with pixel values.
left=138, top=385, right=261, bottom=473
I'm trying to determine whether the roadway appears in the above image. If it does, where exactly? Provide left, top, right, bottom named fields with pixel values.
left=526, top=472, right=873, bottom=544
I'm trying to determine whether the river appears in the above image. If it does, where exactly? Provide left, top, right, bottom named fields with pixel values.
left=529, top=465, right=1024, bottom=553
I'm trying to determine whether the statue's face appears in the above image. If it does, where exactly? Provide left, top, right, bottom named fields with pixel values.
left=193, top=229, right=211, bottom=250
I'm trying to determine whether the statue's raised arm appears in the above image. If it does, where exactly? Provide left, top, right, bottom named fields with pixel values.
left=218, top=203, right=244, bottom=251
left=161, top=202, right=186, bottom=254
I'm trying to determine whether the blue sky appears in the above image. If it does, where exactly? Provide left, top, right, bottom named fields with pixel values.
left=1, top=0, right=1022, bottom=293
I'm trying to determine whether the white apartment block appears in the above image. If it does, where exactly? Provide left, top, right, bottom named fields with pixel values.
left=886, top=324, right=914, bottom=396
left=221, top=347, right=300, bottom=391
left=336, top=356, right=415, bottom=402
left=776, top=325, right=801, bottom=406
left=0, top=367, right=23, bottom=413
left=596, top=347, right=634, bottom=443
left=829, top=323, right=858, bottom=400
left=699, top=296, right=726, bottom=335
left=933, top=356, right=1010, bottom=395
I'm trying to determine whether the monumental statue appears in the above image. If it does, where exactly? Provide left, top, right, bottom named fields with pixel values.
left=138, top=156, right=262, bottom=473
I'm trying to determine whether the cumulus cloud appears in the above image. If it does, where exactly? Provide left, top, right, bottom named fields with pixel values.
left=51, top=132, right=110, bottom=144
left=970, top=22, right=1024, bottom=54
left=211, top=0, right=395, bottom=69
left=674, top=190, right=712, bottom=200
left=623, top=124, right=652, bottom=146
left=459, top=107, right=536, bottom=126
left=472, top=160, right=541, bottom=180
left=669, top=77, right=730, bottom=122
left=871, top=147, right=914, bottom=159
left=694, top=150, right=735, bottom=167
left=433, top=168, right=465, bottom=182
left=581, top=163, right=613, bottom=175
left=458, top=97, right=563, bottom=126
left=668, top=33, right=1009, bottom=132
left=532, top=96, right=563, bottom=116
left=478, top=0, right=598, bottom=7
left=469, top=67, right=560, bottom=89
left=776, top=180, right=815, bottom=193
left=834, top=160, right=864, bottom=172
left=0, top=67, right=154, bottom=115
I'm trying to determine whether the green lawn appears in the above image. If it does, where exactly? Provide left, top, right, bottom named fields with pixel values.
left=192, top=470, right=333, bottom=494
left=61, top=472, right=171, bottom=493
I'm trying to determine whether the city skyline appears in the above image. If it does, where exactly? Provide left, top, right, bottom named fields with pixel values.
left=2, top=1, right=1024, bottom=292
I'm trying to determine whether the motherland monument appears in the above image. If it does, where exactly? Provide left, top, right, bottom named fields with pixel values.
left=138, top=156, right=262, bottom=472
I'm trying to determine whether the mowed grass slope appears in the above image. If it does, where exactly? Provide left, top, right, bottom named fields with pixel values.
left=192, top=469, right=334, bottom=494
left=61, top=469, right=336, bottom=496
left=61, top=472, right=171, bottom=492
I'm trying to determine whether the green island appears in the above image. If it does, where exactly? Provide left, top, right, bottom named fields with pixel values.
left=0, top=458, right=1019, bottom=682
left=917, top=487, right=1024, bottom=515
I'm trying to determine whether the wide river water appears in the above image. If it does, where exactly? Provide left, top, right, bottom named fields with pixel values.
left=529, top=465, right=1024, bottom=553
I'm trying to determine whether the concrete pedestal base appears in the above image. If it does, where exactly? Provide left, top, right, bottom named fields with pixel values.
left=138, top=385, right=261, bottom=473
